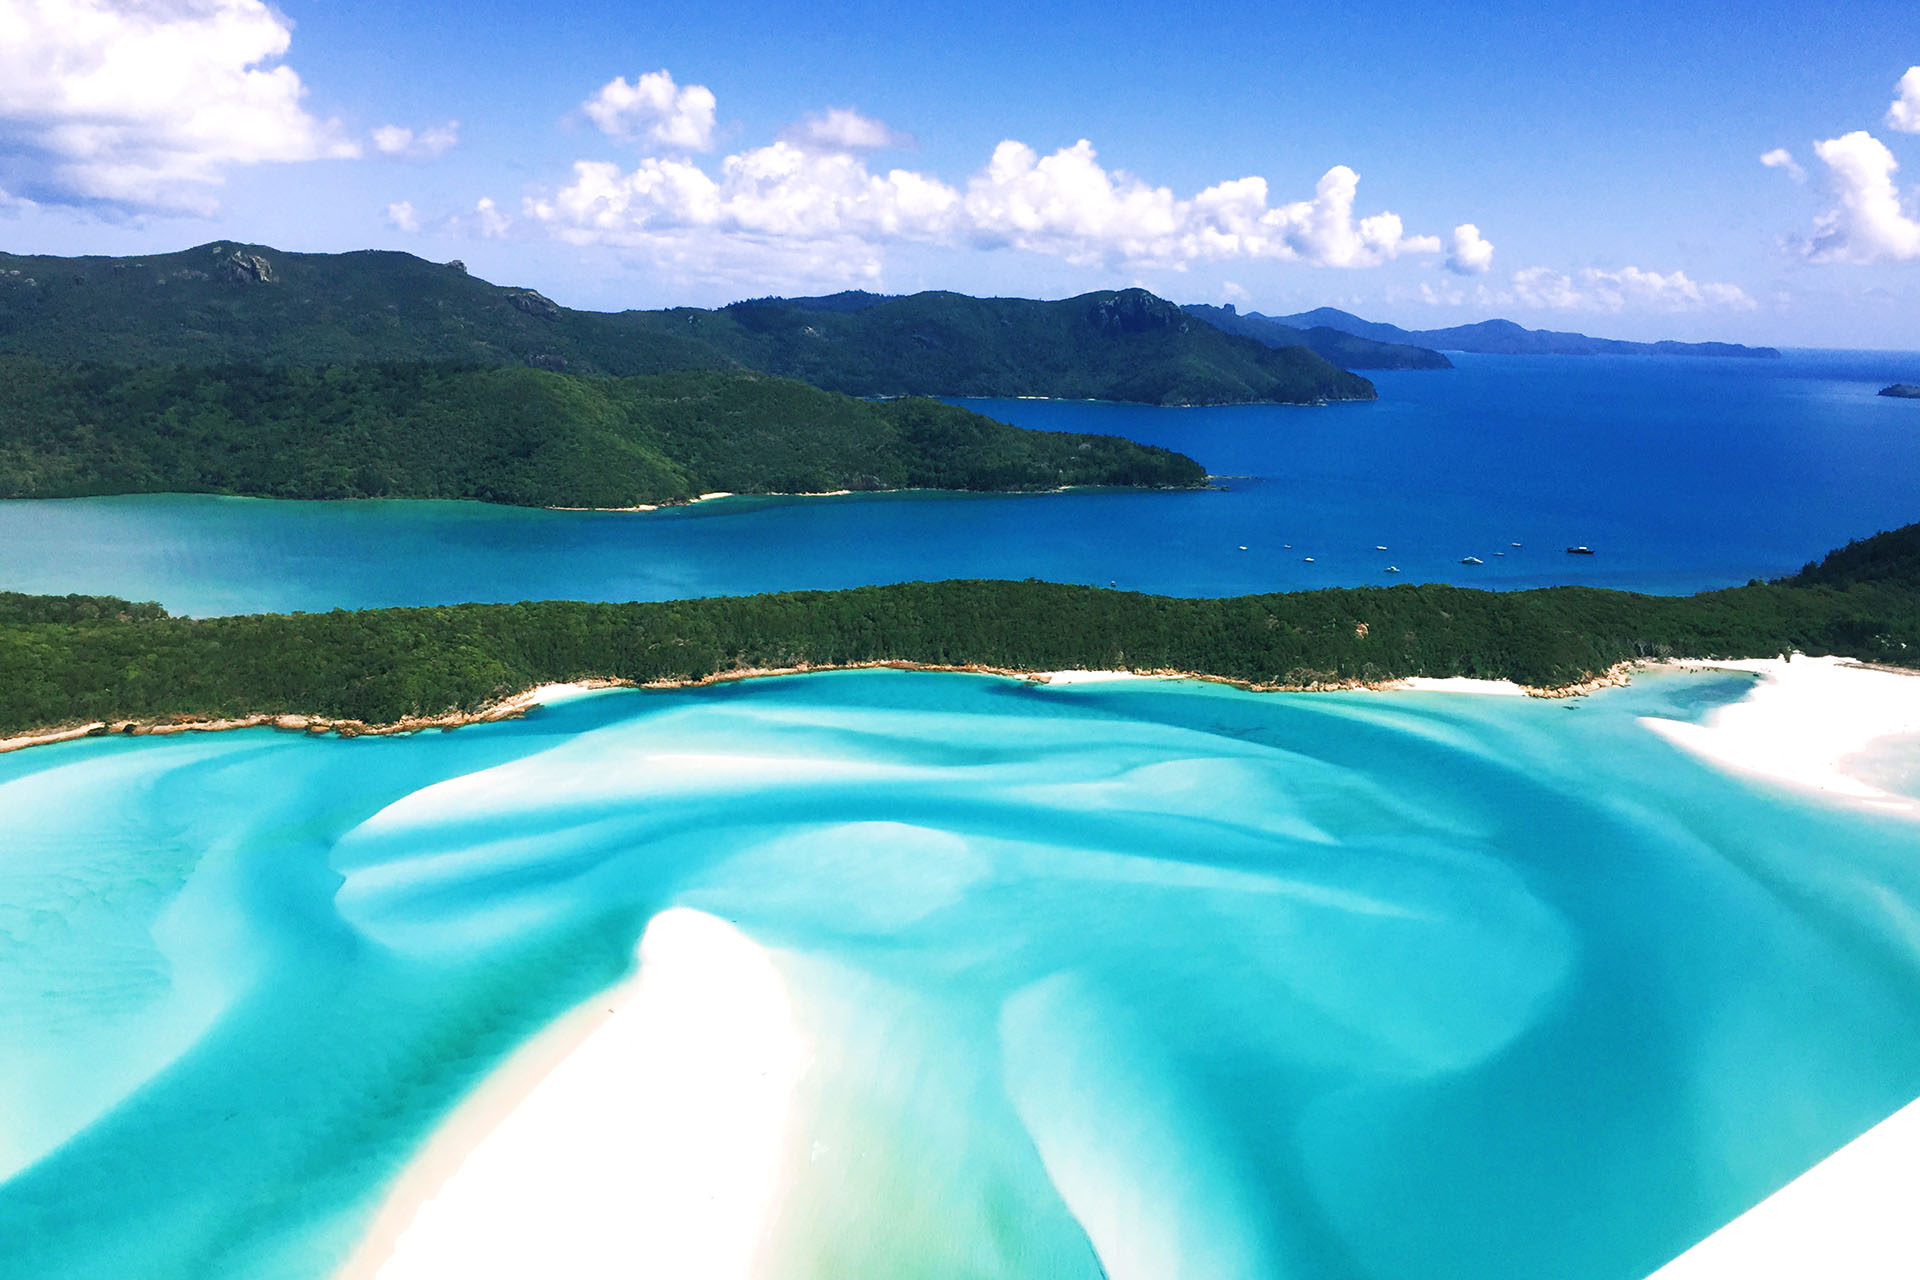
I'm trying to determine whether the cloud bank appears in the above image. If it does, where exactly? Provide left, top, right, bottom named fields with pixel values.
left=519, top=75, right=1451, bottom=282
left=0, top=0, right=356, bottom=212
left=1504, top=265, right=1754, bottom=312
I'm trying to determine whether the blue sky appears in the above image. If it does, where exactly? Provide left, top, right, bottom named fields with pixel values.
left=2, top=0, right=1918, bottom=347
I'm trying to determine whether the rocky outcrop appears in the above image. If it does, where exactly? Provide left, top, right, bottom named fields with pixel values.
left=506, top=288, right=560, bottom=319
left=219, top=250, right=275, bottom=284
left=1880, top=384, right=1920, bottom=399
left=1088, top=288, right=1190, bottom=335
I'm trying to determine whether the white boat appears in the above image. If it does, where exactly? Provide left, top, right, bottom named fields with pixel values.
left=1460, top=556, right=1484, bottom=565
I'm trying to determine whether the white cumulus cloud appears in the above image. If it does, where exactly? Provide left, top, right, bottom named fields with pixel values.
left=471, top=196, right=511, bottom=239
left=1888, top=66, right=1920, bottom=134
left=1801, top=130, right=1920, bottom=264
left=524, top=108, right=1448, bottom=282
left=1503, top=265, right=1755, bottom=312
left=782, top=107, right=913, bottom=153
left=1760, top=148, right=1806, bottom=182
left=372, top=121, right=459, bottom=161
left=0, top=0, right=356, bottom=212
left=386, top=200, right=419, bottom=232
left=1446, top=223, right=1494, bottom=274
left=583, top=71, right=717, bottom=152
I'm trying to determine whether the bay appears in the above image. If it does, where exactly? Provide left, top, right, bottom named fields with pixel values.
left=2, top=350, right=1916, bottom=616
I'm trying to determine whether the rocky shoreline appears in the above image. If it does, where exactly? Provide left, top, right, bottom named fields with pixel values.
left=0, top=661, right=1645, bottom=757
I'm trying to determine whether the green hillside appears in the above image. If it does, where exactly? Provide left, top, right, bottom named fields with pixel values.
left=0, top=359, right=1205, bottom=507
left=0, top=244, right=1373, bottom=405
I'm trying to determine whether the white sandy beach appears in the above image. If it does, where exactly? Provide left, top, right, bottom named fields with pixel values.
left=1641, top=656, right=1920, bottom=816
left=1396, top=675, right=1530, bottom=696
left=342, top=908, right=807, bottom=1280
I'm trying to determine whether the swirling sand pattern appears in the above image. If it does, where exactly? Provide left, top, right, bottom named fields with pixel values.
left=2, top=670, right=1919, bottom=1279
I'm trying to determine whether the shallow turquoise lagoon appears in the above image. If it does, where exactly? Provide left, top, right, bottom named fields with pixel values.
left=3, top=351, right=1917, bottom=615
left=4, top=670, right=1920, bottom=1279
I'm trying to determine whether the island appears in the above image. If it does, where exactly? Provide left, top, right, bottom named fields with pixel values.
left=0, top=244, right=1374, bottom=407
left=1271, top=308, right=1782, bottom=359
left=0, top=361, right=1204, bottom=507
left=3, top=520, right=1914, bottom=746
left=1881, top=384, right=1920, bottom=399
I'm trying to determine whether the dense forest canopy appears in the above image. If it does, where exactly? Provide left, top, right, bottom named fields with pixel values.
left=0, top=359, right=1205, bottom=506
left=3, top=521, right=1914, bottom=738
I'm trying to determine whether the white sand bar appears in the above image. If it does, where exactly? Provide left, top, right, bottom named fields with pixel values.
left=348, top=908, right=808, bottom=1280
left=1037, top=669, right=1160, bottom=685
left=1641, top=656, right=1920, bottom=815
left=1647, top=1097, right=1920, bottom=1279
left=1396, top=675, right=1529, bottom=696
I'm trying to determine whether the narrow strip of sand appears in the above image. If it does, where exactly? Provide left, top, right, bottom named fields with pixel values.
left=1647, top=1097, right=1920, bottom=1279
left=338, top=908, right=808, bottom=1280
left=1640, top=656, right=1920, bottom=815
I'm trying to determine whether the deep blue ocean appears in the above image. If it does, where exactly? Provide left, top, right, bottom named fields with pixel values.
left=2, top=350, right=1916, bottom=615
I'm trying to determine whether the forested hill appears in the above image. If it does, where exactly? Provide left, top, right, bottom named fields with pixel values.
left=0, top=243, right=1373, bottom=406
left=0, top=360, right=1205, bottom=507
left=3, top=518, right=1917, bottom=738
left=1181, top=304, right=1453, bottom=370
left=1273, top=307, right=1782, bottom=358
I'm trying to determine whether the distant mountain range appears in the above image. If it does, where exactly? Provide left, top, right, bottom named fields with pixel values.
left=0, top=244, right=1372, bottom=406
left=1269, top=307, right=1781, bottom=359
left=1179, top=304, right=1452, bottom=369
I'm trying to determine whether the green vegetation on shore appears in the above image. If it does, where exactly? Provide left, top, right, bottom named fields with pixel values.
left=0, top=359, right=1204, bottom=506
left=4, top=523, right=1915, bottom=738
left=0, top=243, right=1372, bottom=406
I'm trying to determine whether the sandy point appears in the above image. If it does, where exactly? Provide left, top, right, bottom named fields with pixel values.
left=1640, top=655, right=1920, bottom=816
left=339, top=907, right=808, bottom=1280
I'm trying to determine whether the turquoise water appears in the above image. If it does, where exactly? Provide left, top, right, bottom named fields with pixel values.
left=5, top=671, right=1920, bottom=1279
left=2, top=351, right=1917, bottom=616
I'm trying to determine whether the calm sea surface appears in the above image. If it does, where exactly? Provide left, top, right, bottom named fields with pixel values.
left=5, top=671, right=1920, bottom=1280
left=2, top=350, right=1916, bottom=615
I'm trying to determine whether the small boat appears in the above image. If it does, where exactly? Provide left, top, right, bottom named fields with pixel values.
left=1512, top=542, right=1523, bottom=548
left=1494, top=551, right=1505, bottom=557
left=1460, top=556, right=1484, bottom=565
left=1303, top=557, right=1315, bottom=563
left=1565, top=546, right=1595, bottom=555
left=1375, top=545, right=1388, bottom=551
left=1385, top=565, right=1400, bottom=573
left=1283, top=543, right=1292, bottom=549
left=1237, top=545, right=1247, bottom=551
